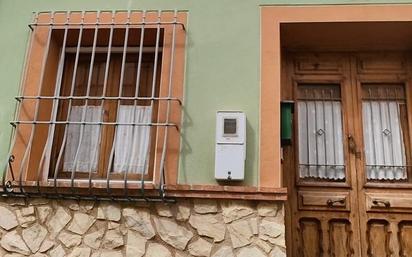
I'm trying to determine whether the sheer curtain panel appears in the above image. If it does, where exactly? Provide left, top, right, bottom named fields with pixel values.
left=362, top=101, right=407, bottom=180
left=113, top=105, right=152, bottom=174
left=63, top=106, right=103, bottom=172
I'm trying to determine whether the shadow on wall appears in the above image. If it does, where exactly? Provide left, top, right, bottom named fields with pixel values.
left=179, top=105, right=193, bottom=184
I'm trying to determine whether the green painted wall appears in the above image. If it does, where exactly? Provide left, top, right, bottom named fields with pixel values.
left=1, top=0, right=412, bottom=186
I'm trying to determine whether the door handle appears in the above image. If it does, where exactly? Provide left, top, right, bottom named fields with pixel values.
left=348, top=134, right=361, bottom=158
left=372, top=199, right=391, bottom=208
left=327, top=198, right=346, bottom=207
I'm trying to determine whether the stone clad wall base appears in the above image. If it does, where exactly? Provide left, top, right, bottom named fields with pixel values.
left=0, top=197, right=285, bottom=257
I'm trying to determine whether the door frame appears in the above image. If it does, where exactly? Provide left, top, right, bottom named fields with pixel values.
left=260, top=4, right=412, bottom=256
left=260, top=4, right=412, bottom=188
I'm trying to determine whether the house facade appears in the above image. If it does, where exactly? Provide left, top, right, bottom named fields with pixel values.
left=1, top=0, right=412, bottom=256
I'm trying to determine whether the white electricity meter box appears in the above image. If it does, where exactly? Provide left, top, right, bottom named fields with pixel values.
left=214, top=111, right=246, bottom=181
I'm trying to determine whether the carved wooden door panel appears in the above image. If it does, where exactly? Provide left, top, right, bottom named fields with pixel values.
left=284, top=53, right=362, bottom=257
left=284, top=52, right=412, bottom=257
left=352, top=53, right=412, bottom=257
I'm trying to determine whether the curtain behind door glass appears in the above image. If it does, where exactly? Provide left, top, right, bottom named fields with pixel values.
left=362, top=101, right=407, bottom=180
left=297, top=84, right=345, bottom=180
left=298, top=101, right=345, bottom=180
left=361, top=84, right=409, bottom=181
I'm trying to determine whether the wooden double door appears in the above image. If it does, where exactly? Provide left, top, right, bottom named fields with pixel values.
left=284, top=52, right=412, bottom=257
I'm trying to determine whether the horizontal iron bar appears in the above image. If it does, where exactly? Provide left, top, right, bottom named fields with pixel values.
left=299, top=164, right=345, bottom=167
left=29, top=21, right=186, bottom=30
left=65, top=46, right=162, bottom=54
left=297, top=98, right=342, bottom=101
left=10, top=121, right=178, bottom=126
left=366, top=165, right=410, bottom=168
left=362, top=98, right=406, bottom=101
left=1, top=191, right=176, bottom=203
left=15, top=96, right=181, bottom=103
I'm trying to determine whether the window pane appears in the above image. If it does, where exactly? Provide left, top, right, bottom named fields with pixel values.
left=297, top=85, right=345, bottom=181
left=362, top=84, right=409, bottom=181
left=111, top=54, right=158, bottom=174
left=50, top=30, right=162, bottom=178
left=63, top=106, right=103, bottom=172
left=113, top=106, right=152, bottom=174
left=51, top=54, right=106, bottom=176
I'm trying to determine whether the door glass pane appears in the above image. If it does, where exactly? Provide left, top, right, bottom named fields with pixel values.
left=297, top=84, right=345, bottom=181
left=362, top=84, right=410, bottom=181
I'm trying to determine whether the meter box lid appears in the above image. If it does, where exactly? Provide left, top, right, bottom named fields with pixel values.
left=216, top=111, right=246, bottom=144
left=215, top=144, right=245, bottom=180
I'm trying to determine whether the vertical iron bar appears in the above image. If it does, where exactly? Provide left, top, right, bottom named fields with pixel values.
left=123, top=10, right=147, bottom=198
left=70, top=11, right=101, bottom=195
left=105, top=11, right=116, bottom=198
left=53, top=11, right=85, bottom=194
left=314, top=100, right=319, bottom=177
left=18, top=12, right=55, bottom=195
left=395, top=99, right=407, bottom=176
left=139, top=12, right=148, bottom=199
left=322, top=90, right=328, bottom=175
left=106, top=10, right=131, bottom=198
left=71, top=11, right=101, bottom=195
left=88, top=11, right=104, bottom=199
left=305, top=98, right=310, bottom=173
left=158, top=10, right=177, bottom=197
left=378, top=99, right=387, bottom=168
left=385, top=89, right=395, bottom=172
left=330, top=90, right=336, bottom=168
left=2, top=12, right=38, bottom=191
left=149, top=11, right=162, bottom=187
left=36, top=11, right=71, bottom=194
left=120, top=11, right=133, bottom=200
left=368, top=89, right=377, bottom=177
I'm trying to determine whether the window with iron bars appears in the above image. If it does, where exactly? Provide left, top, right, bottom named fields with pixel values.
left=2, top=10, right=187, bottom=201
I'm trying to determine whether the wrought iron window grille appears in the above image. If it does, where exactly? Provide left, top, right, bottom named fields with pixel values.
left=1, top=10, right=187, bottom=203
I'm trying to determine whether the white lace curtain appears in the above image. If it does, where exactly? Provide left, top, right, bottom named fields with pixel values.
left=63, top=105, right=152, bottom=174
left=362, top=101, right=407, bottom=180
left=298, top=101, right=345, bottom=180
left=113, top=105, right=152, bottom=174
left=63, top=106, right=103, bottom=172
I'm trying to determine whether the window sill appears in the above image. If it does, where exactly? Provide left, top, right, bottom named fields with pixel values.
left=4, top=180, right=287, bottom=201
left=165, top=184, right=287, bottom=201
